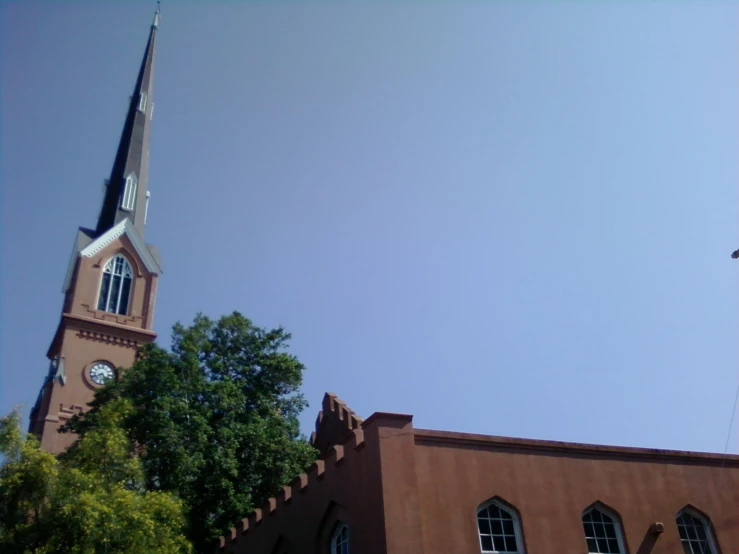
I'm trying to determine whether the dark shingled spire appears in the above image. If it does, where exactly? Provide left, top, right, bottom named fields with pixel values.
left=96, top=10, right=159, bottom=237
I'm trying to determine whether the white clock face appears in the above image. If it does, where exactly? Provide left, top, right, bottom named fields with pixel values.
left=89, top=362, right=115, bottom=385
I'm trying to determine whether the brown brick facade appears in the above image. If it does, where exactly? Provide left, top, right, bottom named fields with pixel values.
left=30, top=236, right=158, bottom=454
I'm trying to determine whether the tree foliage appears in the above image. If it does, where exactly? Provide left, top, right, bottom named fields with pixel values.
left=0, top=411, right=57, bottom=551
left=0, top=404, right=191, bottom=553
left=65, top=312, right=318, bottom=552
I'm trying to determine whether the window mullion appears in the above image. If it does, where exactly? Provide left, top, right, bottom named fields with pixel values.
left=105, top=276, right=113, bottom=312
left=98, top=256, right=132, bottom=315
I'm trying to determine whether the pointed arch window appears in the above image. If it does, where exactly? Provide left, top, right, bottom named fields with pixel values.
left=676, top=508, right=718, bottom=554
left=121, top=173, right=138, bottom=211
left=477, top=498, right=524, bottom=553
left=582, top=505, right=627, bottom=554
left=97, top=255, right=133, bottom=315
left=330, top=524, right=349, bottom=554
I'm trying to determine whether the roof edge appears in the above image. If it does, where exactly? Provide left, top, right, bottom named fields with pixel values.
left=61, top=227, right=95, bottom=293
left=81, top=219, right=162, bottom=275
left=413, top=429, right=739, bottom=466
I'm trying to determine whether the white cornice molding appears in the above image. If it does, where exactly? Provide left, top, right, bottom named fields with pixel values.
left=81, top=219, right=162, bottom=274
left=81, top=220, right=127, bottom=257
left=61, top=219, right=162, bottom=293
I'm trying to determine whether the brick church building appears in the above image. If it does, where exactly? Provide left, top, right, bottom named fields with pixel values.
left=28, top=11, right=738, bottom=554
left=215, top=392, right=739, bottom=554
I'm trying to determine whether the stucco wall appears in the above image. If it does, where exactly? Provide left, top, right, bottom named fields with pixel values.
left=217, top=407, right=739, bottom=554
left=220, top=418, right=388, bottom=554
left=66, top=234, right=158, bottom=330
left=34, top=236, right=158, bottom=454
left=409, top=430, right=739, bottom=554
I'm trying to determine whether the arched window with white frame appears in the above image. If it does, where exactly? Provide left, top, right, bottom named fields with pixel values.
left=676, top=507, right=719, bottom=554
left=330, top=523, right=349, bottom=554
left=97, top=255, right=133, bottom=315
left=476, top=498, right=525, bottom=553
left=121, top=173, right=138, bottom=211
left=582, top=503, right=627, bottom=554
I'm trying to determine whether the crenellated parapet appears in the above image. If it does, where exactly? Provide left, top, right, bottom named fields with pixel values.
left=310, top=392, right=363, bottom=455
left=216, top=425, right=367, bottom=551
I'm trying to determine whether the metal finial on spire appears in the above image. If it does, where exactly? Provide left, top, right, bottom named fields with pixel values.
left=153, top=1, right=160, bottom=28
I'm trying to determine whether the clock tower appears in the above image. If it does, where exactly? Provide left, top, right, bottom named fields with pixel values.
left=29, top=10, right=163, bottom=454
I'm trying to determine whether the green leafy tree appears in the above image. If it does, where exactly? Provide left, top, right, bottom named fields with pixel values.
left=65, top=312, right=318, bottom=552
left=0, top=404, right=191, bottom=553
left=0, top=411, right=57, bottom=551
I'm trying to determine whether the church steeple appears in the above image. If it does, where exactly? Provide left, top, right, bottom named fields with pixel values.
left=96, top=9, right=159, bottom=237
left=30, top=10, right=164, bottom=454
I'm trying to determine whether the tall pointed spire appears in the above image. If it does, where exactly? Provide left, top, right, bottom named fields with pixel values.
left=96, top=9, right=159, bottom=237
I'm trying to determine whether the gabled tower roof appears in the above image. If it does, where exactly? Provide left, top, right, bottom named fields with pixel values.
left=96, top=10, right=159, bottom=237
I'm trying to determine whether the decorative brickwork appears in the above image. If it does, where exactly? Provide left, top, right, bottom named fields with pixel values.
left=57, top=403, right=84, bottom=421
left=310, top=393, right=364, bottom=455
left=218, top=426, right=366, bottom=550
left=82, top=303, right=143, bottom=327
left=76, top=328, right=139, bottom=349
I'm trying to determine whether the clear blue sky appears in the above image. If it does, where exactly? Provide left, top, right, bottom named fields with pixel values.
left=1, top=1, right=737, bottom=454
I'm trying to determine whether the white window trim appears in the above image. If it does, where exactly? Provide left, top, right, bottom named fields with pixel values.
left=121, top=173, right=138, bottom=211
left=330, top=523, right=349, bottom=554
left=582, top=504, right=627, bottom=554
left=144, top=191, right=151, bottom=224
left=138, top=91, right=147, bottom=113
left=476, top=498, right=526, bottom=554
left=98, top=254, right=133, bottom=315
left=676, top=507, right=719, bottom=554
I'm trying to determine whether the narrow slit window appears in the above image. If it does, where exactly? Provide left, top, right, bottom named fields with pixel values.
left=138, top=92, right=147, bottom=113
left=144, top=191, right=151, bottom=224
left=121, top=173, right=137, bottom=211
left=97, top=255, right=133, bottom=315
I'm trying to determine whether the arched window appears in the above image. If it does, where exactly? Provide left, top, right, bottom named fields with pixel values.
left=121, top=173, right=138, bottom=211
left=330, top=524, right=349, bottom=554
left=676, top=508, right=718, bottom=554
left=97, top=255, right=133, bottom=315
left=582, top=504, right=627, bottom=554
left=476, top=498, right=524, bottom=553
